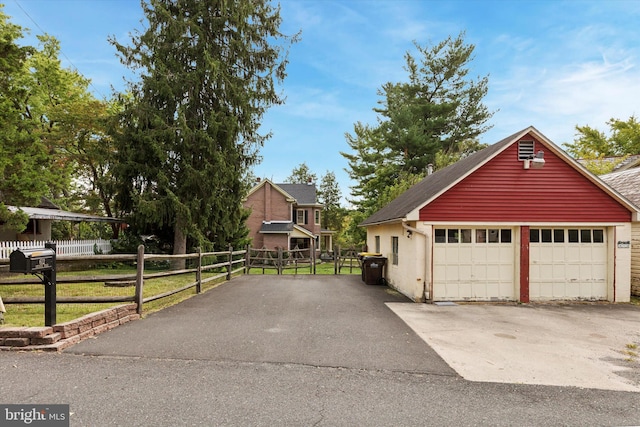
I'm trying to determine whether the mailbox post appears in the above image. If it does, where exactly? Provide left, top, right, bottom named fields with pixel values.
left=9, top=242, right=57, bottom=326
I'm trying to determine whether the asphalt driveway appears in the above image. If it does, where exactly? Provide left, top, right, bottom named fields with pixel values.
left=67, top=275, right=455, bottom=375
left=5, top=275, right=640, bottom=425
left=388, top=302, right=640, bottom=392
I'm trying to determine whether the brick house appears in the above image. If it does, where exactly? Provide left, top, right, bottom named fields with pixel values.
left=244, top=178, right=334, bottom=254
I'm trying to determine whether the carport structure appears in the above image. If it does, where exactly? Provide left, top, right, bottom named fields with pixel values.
left=361, top=126, right=640, bottom=303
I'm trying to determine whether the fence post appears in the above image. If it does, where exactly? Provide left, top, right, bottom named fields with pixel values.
left=196, top=247, right=202, bottom=294
left=227, top=245, right=233, bottom=281
left=277, top=247, right=283, bottom=275
left=334, top=245, right=340, bottom=274
left=135, top=244, right=145, bottom=315
left=43, top=242, right=57, bottom=326
left=244, top=245, right=250, bottom=274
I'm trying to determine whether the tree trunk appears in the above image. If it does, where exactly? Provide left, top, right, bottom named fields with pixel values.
left=173, top=222, right=187, bottom=270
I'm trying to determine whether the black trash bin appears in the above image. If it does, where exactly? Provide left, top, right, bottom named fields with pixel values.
left=361, top=256, right=387, bottom=285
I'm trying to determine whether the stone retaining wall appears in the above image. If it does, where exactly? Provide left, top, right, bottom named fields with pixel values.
left=0, top=304, right=139, bottom=352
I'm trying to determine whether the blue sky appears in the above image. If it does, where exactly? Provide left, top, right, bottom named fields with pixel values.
left=4, top=0, right=640, bottom=203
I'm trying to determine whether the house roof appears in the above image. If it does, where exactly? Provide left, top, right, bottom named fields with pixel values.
left=277, top=183, right=320, bottom=205
left=578, top=154, right=640, bottom=172
left=600, top=168, right=640, bottom=208
left=246, top=178, right=321, bottom=207
left=360, top=126, right=639, bottom=226
left=259, top=221, right=315, bottom=238
left=246, top=178, right=296, bottom=202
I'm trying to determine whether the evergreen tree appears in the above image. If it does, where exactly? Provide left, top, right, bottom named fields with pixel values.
left=342, top=32, right=493, bottom=215
left=111, top=0, right=297, bottom=253
left=317, top=171, right=342, bottom=231
left=285, top=162, right=317, bottom=185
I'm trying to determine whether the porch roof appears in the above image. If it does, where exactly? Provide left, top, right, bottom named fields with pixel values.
left=259, top=221, right=294, bottom=234
left=8, top=206, right=123, bottom=223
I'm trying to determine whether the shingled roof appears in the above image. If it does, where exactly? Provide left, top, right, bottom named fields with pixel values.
left=359, top=127, right=537, bottom=226
left=277, top=183, right=319, bottom=205
left=601, top=168, right=640, bottom=208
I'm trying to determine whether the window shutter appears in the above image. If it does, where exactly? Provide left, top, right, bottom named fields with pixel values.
left=304, top=210, right=308, bottom=224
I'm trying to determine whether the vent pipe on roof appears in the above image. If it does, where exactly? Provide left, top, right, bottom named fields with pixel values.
left=427, top=164, right=433, bottom=176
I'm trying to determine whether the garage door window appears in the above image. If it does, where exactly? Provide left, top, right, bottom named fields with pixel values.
left=531, top=228, right=604, bottom=243
left=435, top=228, right=511, bottom=244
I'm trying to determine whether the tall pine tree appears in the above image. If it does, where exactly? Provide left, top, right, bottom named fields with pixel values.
left=111, top=0, right=297, bottom=253
left=342, top=32, right=493, bottom=215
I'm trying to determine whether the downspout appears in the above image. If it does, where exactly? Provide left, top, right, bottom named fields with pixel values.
left=402, top=221, right=432, bottom=303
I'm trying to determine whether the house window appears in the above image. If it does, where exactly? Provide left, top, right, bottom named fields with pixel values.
left=375, top=236, right=380, bottom=253
left=314, top=210, right=320, bottom=225
left=518, top=140, right=535, bottom=160
left=391, top=236, right=399, bottom=265
left=23, top=219, right=38, bottom=234
left=296, top=209, right=305, bottom=225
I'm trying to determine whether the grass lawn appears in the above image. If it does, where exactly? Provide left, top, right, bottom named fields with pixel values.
left=2, top=259, right=361, bottom=327
left=1, top=266, right=233, bottom=327
left=248, top=260, right=361, bottom=275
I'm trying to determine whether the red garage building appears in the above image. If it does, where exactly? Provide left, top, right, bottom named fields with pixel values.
left=361, top=127, right=638, bottom=302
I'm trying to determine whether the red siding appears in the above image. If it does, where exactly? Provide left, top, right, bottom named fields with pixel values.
left=420, top=136, right=631, bottom=222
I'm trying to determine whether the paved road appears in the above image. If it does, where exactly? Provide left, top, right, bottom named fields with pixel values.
left=2, top=275, right=640, bottom=426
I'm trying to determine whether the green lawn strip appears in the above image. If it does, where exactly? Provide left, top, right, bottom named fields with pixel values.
left=248, top=261, right=361, bottom=275
left=1, top=267, right=231, bottom=327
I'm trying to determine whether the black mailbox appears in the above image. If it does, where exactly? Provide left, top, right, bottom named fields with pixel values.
left=9, top=248, right=56, bottom=273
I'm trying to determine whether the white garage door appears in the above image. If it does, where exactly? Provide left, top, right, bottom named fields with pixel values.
left=433, top=228, right=516, bottom=301
left=529, top=228, right=608, bottom=300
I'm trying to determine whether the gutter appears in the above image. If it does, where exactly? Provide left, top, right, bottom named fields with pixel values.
left=402, top=221, right=432, bottom=303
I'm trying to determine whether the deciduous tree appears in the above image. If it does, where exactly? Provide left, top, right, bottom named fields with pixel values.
left=1, top=9, right=110, bottom=233
left=564, top=116, right=640, bottom=174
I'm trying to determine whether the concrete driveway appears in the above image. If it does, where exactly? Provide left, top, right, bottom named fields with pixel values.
left=388, top=302, right=640, bottom=392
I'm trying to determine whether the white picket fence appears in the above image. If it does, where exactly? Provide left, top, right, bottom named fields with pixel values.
left=0, top=239, right=112, bottom=259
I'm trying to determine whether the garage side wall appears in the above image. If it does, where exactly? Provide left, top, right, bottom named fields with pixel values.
left=615, top=224, right=632, bottom=302
left=632, top=223, right=640, bottom=297
left=366, top=223, right=425, bottom=301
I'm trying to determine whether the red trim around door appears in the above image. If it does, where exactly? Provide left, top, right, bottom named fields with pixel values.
left=520, top=226, right=530, bottom=303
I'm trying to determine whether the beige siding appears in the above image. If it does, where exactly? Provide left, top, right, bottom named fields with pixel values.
left=366, top=222, right=426, bottom=302
left=632, top=223, right=640, bottom=297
